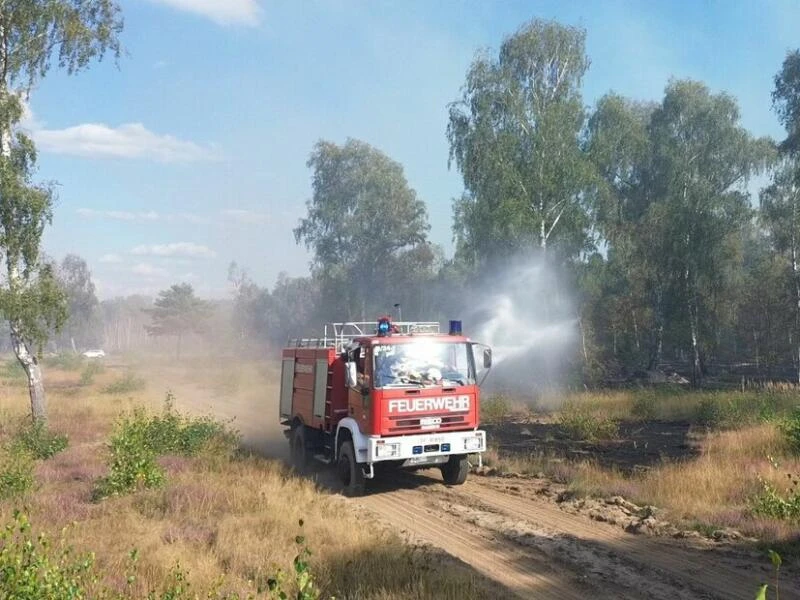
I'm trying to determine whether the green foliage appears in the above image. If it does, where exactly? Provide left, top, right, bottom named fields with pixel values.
left=481, top=395, right=512, bottom=424
left=92, top=410, right=165, bottom=500
left=13, top=419, right=68, bottom=459
left=43, top=352, right=85, bottom=371
left=631, top=393, right=658, bottom=420
left=447, top=19, right=593, bottom=262
left=80, top=360, right=105, bottom=386
left=144, top=283, right=212, bottom=358
left=0, top=512, right=99, bottom=599
left=558, top=402, right=619, bottom=441
left=102, top=371, right=146, bottom=395
left=0, top=358, right=28, bottom=383
left=695, top=392, right=783, bottom=429
left=294, top=138, right=432, bottom=321
left=772, top=49, right=800, bottom=155
left=755, top=549, right=783, bottom=600
left=751, top=458, right=800, bottom=522
left=57, top=254, right=102, bottom=350
left=266, top=520, right=323, bottom=600
left=779, top=407, right=800, bottom=453
left=0, top=445, right=34, bottom=499
left=93, top=395, right=240, bottom=500
left=0, top=512, right=326, bottom=600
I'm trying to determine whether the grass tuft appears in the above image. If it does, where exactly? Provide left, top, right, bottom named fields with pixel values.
left=558, top=400, right=619, bottom=441
left=102, top=372, right=146, bottom=395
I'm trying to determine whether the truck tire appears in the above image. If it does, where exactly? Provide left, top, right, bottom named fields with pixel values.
left=337, top=441, right=365, bottom=497
left=291, top=425, right=310, bottom=473
left=440, top=454, right=469, bottom=486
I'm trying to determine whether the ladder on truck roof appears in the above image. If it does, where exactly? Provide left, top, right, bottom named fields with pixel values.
left=286, top=321, right=441, bottom=353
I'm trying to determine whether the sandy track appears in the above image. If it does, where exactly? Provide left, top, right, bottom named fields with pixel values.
left=355, top=471, right=793, bottom=600
left=359, top=486, right=593, bottom=600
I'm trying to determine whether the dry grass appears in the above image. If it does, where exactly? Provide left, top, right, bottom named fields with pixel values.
left=0, top=355, right=488, bottom=599
left=489, top=386, right=800, bottom=544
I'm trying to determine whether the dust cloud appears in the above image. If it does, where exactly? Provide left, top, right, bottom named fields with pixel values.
left=136, top=355, right=289, bottom=460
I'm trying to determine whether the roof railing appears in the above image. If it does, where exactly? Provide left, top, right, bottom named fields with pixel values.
left=286, top=321, right=441, bottom=352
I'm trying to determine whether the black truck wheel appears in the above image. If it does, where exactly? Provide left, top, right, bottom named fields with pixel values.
left=440, top=454, right=469, bottom=486
left=337, top=441, right=365, bottom=496
left=291, top=425, right=310, bottom=473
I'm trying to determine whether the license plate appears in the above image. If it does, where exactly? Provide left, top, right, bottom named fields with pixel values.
left=420, top=417, right=442, bottom=429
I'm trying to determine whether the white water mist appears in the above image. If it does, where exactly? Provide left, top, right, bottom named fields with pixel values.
left=469, top=256, right=578, bottom=402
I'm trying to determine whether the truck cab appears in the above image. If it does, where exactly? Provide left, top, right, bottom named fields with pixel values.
left=280, top=319, right=492, bottom=495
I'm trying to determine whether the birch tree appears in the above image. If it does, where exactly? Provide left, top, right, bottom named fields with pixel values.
left=0, top=0, right=122, bottom=421
left=647, top=80, right=772, bottom=385
left=447, top=19, right=593, bottom=265
left=764, top=50, right=800, bottom=382
left=760, top=160, right=800, bottom=381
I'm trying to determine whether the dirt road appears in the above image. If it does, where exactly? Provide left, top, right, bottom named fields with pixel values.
left=356, top=471, right=794, bottom=600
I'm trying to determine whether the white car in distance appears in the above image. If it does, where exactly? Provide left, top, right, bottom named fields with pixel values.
left=82, top=349, right=106, bottom=359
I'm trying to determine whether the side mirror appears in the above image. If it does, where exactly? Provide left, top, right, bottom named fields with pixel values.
left=346, top=362, right=357, bottom=388
left=483, top=348, right=492, bottom=369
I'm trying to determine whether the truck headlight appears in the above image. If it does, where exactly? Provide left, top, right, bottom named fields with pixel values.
left=375, top=443, right=400, bottom=458
left=464, top=436, right=483, bottom=451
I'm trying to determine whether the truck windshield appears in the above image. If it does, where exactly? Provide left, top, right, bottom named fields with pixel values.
left=373, top=341, right=475, bottom=388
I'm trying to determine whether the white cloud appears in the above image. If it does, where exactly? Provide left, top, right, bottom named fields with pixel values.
left=221, top=209, right=271, bottom=224
left=146, top=0, right=261, bottom=26
left=131, top=263, right=169, bottom=278
left=33, top=123, right=219, bottom=163
left=99, top=253, right=123, bottom=264
left=78, top=208, right=160, bottom=221
left=77, top=208, right=209, bottom=224
left=131, top=242, right=217, bottom=259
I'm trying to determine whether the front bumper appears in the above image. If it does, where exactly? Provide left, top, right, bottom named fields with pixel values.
left=366, top=430, right=486, bottom=464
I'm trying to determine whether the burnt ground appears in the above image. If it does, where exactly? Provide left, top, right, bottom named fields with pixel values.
left=484, top=419, right=702, bottom=474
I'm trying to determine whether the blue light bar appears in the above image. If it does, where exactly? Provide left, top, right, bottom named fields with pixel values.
left=441, top=443, right=451, bottom=452
left=412, top=445, right=423, bottom=455
left=449, top=320, right=462, bottom=335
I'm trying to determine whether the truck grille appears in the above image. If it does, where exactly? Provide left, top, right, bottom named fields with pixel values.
left=387, top=414, right=467, bottom=433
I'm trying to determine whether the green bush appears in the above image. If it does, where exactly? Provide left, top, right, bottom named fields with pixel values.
left=93, top=409, right=166, bottom=500
left=751, top=475, right=800, bottom=522
left=80, top=361, right=106, bottom=386
left=481, top=395, right=512, bottom=424
left=102, top=372, right=146, bottom=395
left=0, top=512, right=99, bottom=599
left=0, top=446, right=34, bottom=499
left=695, top=392, right=783, bottom=430
left=93, top=395, right=240, bottom=500
left=780, top=407, right=800, bottom=454
left=750, top=456, right=800, bottom=522
left=558, top=402, right=618, bottom=441
left=631, top=393, right=657, bottom=420
left=14, top=419, right=68, bottom=460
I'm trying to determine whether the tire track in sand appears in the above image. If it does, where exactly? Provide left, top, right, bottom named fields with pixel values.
left=459, top=478, right=787, bottom=600
left=358, top=486, right=617, bottom=600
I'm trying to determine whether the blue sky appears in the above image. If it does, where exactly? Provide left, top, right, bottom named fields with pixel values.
left=22, top=0, right=800, bottom=299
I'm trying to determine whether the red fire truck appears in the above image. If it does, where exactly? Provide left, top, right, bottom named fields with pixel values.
left=279, top=318, right=492, bottom=495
